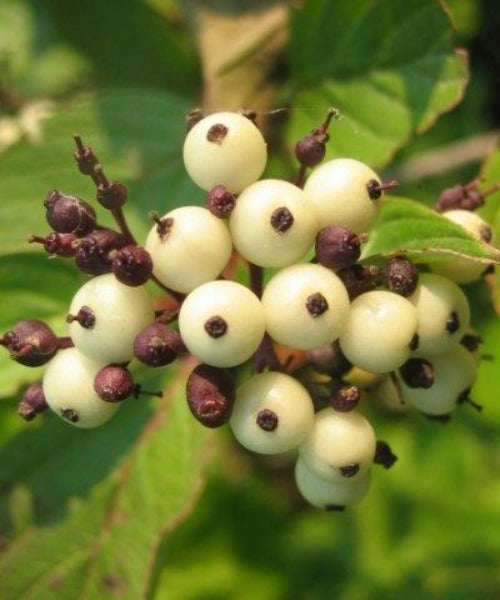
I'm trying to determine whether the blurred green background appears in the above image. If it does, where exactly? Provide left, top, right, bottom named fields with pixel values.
left=0, top=1, right=499, bottom=598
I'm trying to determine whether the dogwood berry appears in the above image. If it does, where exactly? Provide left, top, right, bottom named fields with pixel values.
left=409, top=273, right=470, bottom=355
left=43, top=348, right=119, bottom=428
left=183, top=112, right=267, bottom=193
left=339, top=290, right=418, bottom=373
left=229, top=179, right=318, bottom=267
left=145, top=206, right=233, bottom=294
left=230, top=372, right=314, bottom=454
left=295, top=457, right=371, bottom=510
left=303, top=158, right=392, bottom=233
left=179, top=280, right=265, bottom=368
left=186, top=364, right=235, bottom=428
left=299, top=407, right=376, bottom=483
left=262, top=263, right=350, bottom=350
left=67, top=273, right=154, bottom=364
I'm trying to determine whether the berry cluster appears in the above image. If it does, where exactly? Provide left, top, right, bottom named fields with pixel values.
left=2, top=108, right=496, bottom=512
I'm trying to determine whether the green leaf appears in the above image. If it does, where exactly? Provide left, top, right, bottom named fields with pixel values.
left=0, top=366, right=212, bottom=599
left=0, top=253, right=83, bottom=398
left=361, top=196, right=500, bottom=263
left=288, top=0, right=468, bottom=167
left=478, top=148, right=500, bottom=239
left=0, top=88, right=202, bottom=257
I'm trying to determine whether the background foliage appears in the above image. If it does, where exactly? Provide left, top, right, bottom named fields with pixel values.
left=0, top=1, right=498, bottom=598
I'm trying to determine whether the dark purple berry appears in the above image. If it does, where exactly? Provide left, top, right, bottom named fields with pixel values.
left=18, top=383, right=48, bottom=421
left=133, top=322, right=184, bottom=367
left=207, top=185, right=236, bottom=218
left=94, top=166, right=128, bottom=210
left=329, top=384, right=360, bottom=412
left=110, top=245, right=153, bottom=286
left=28, top=232, right=77, bottom=257
left=383, top=257, right=419, bottom=297
left=399, top=358, right=435, bottom=389
left=73, top=134, right=98, bottom=176
left=306, top=341, right=352, bottom=377
left=44, top=190, right=96, bottom=235
left=374, top=440, right=397, bottom=469
left=336, top=264, right=379, bottom=300
left=186, top=364, right=235, bottom=428
left=295, top=131, right=328, bottom=167
left=1, top=320, right=58, bottom=367
left=74, top=228, right=125, bottom=275
left=94, top=365, right=135, bottom=402
left=436, top=180, right=486, bottom=212
left=315, top=226, right=361, bottom=270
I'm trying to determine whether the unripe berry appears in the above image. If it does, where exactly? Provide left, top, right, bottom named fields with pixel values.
left=43, top=348, right=119, bottom=428
left=1, top=320, right=58, bottom=367
left=262, top=263, right=350, bottom=350
left=382, top=257, right=419, bottom=297
left=409, top=273, right=470, bottom=355
left=436, top=183, right=484, bottom=212
left=110, top=245, right=153, bottom=286
left=74, top=228, right=126, bottom=275
left=133, top=322, right=184, bottom=367
left=295, top=131, right=328, bottom=167
left=186, top=364, right=235, bottom=428
left=18, top=383, right=48, bottom=421
left=94, top=365, right=135, bottom=402
left=329, top=383, right=360, bottom=412
left=336, top=264, right=379, bottom=300
left=95, top=169, right=128, bottom=209
left=183, top=112, right=267, bottom=193
left=44, top=190, right=96, bottom=235
left=229, top=179, right=318, bottom=268
left=295, top=457, right=371, bottom=510
left=431, top=210, right=493, bottom=283
left=68, top=274, right=154, bottom=364
left=230, top=372, right=314, bottom=454
left=28, top=232, right=78, bottom=257
left=145, top=206, right=232, bottom=294
left=178, top=281, right=265, bottom=368
left=206, top=185, right=236, bottom=218
left=339, top=290, right=418, bottom=373
left=298, top=407, right=376, bottom=483
left=315, top=225, right=361, bottom=270
left=303, top=158, right=384, bottom=233
left=397, top=345, right=477, bottom=417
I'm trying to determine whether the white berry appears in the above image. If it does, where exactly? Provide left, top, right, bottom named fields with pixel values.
left=229, top=179, right=318, bottom=267
left=298, top=407, right=376, bottom=483
left=397, top=345, right=477, bottom=416
left=178, top=280, right=265, bottom=368
left=183, top=112, right=267, bottom=193
left=339, top=290, right=418, bottom=373
left=230, top=372, right=314, bottom=454
left=262, top=263, right=350, bottom=350
left=43, top=348, right=119, bottom=428
left=409, top=273, right=470, bottom=356
left=68, top=274, right=154, bottom=364
left=303, top=158, right=381, bottom=233
left=295, top=457, right=371, bottom=509
left=431, top=209, right=493, bottom=283
left=145, top=206, right=233, bottom=294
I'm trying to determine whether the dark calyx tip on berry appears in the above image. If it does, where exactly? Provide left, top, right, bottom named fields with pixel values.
left=315, top=226, right=361, bottom=270
left=383, top=257, right=419, bottom=297
left=256, top=408, right=279, bottom=432
left=366, top=179, right=398, bottom=200
left=460, top=333, right=482, bottom=353
left=186, top=107, right=203, bottom=131
left=186, top=364, right=235, bottom=428
left=325, top=504, right=346, bottom=512
left=94, top=365, right=134, bottom=402
left=149, top=211, right=174, bottom=241
left=238, top=107, right=257, bottom=123
left=339, top=464, right=360, bottom=478
left=330, top=384, right=360, bottom=412
left=67, top=306, right=95, bottom=329
left=374, top=441, right=398, bottom=469
left=445, top=311, right=460, bottom=334
left=399, top=358, right=434, bottom=389
left=61, top=408, right=79, bottom=423
left=111, top=245, right=153, bottom=286
left=409, top=333, right=419, bottom=351
left=204, top=315, right=228, bottom=338
left=457, top=388, right=483, bottom=412
left=270, top=206, right=294, bottom=233
left=207, top=123, right=228, bottom=145
left=305, top=292, right=329, bottom=318
left=207, top=185, right=236, bottom=218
